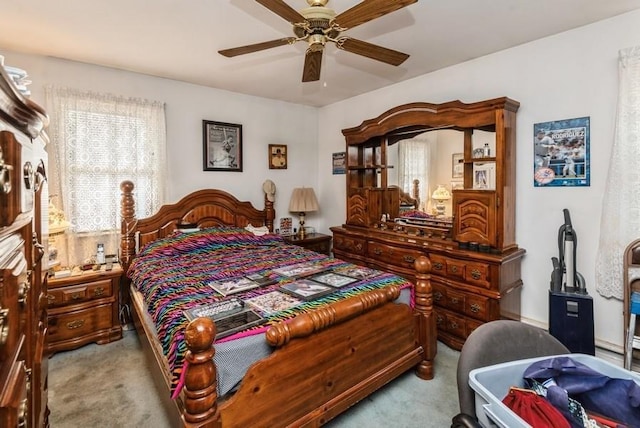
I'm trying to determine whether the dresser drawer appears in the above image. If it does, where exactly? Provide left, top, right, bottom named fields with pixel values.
left=464, top=293, right=491, bottom=321
left=47, top=278, right=113, bottom=307
left=47, top=304, right=113, bottom=343
left=431, top=254, right=465, bottom=280
left=464, top=261, right=491, bottom=288
left=333, top=234, right=366, bottom=256
left=366, top=241, right=422, bottom=269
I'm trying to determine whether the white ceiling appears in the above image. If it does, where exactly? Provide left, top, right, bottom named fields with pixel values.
left=2, top=0, right=640, bottom=107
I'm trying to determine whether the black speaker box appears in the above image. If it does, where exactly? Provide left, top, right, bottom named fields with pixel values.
left=549, top=290, right=595, bottom=355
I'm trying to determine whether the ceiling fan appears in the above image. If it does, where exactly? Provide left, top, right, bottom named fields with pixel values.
left=219, top=0, right=418, bottom=82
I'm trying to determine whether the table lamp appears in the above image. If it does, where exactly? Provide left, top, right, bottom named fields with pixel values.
left=288, top=187, right=319, bottom=239
left=48, top=198, right=70, bottom=268
left=431, top=184, right=451, bottom=217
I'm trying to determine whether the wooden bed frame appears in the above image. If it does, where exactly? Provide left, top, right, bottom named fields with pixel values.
left=119, top=180, right=437, bottom=427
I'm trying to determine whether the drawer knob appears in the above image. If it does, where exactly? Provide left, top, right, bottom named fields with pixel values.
left=47, top=294, right=56, bottom=303
left=0, top=148, right=13, bottom=194
left=66, top=319, right=85, bottom=330
left=17, top=397, right=28, bottom=428
left=449, top=321, right=459, bottom=329
left=471, top=269, right=482, bottom=280
left=373, top=248, right=382, bottom=255
left=0, top=308, right=9, bottom=345
left=71, top=293, right=83, bottom=300
left=94, top=287, right=105, bottom=297
left=18, top=281, right=30, bottom=304
left=450, top=297, right=459, bottom=304
left=470, top=303, right=481, bottom=313
left=434, top=291, right=442, bottom=302
left=436, top=315, right=443, bottom=325
left=433, top=262, right=444, bottom=270
left=451, top=266, right=458, bottom=273
left=403, top=255, right=415, bottom=263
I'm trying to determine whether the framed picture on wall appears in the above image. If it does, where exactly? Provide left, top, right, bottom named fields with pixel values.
left=533, top=117, right=590, bottom=187
left=269, top=144, right=287, bottom=169
left=203, top=120, right=242, bottom=172
left=452, top=153, right=464, bottom=178
left=332, top=152, right=346, bottom=174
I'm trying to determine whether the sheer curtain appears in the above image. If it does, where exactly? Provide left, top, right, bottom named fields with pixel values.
left=398, top=134, right=432, bottom=211
left=45, top=86, right=167, bottom=266
left=595, top=46, right=640, bottom=299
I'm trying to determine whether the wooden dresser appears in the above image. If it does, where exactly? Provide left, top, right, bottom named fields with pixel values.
left=46, top=265, right=123, bottom=353
left=0, top=67, right=50, bottom=426
left=332, top=98, right=525, bottom=351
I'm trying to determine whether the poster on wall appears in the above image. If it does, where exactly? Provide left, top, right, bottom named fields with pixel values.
left=533, top=117, right=590, bottom=187
left=332, top=152, right=346, bottom=174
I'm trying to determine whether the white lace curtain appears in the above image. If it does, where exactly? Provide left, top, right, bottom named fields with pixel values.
left=45, top=86, right=167, bottom=266
left=595, top=46, right=640, bottom=299
left=398, top=136, right=432, bottom=212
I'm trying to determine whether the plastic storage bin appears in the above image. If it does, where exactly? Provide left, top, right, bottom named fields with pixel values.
left=469, top=353, right=640, bottom=428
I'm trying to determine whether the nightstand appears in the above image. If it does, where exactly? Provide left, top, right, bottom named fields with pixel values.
left=283, top=233, right=332, bottom=256
left=46, top=264, right=123, bottom=353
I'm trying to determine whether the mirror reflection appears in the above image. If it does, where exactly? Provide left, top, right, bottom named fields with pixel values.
left=387, top=129, right=495, bottom=217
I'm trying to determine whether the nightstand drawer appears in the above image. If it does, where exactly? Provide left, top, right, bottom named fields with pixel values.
left=47, top=278, right=113, bottom=307
left=47, top=304, right=113, bottom=343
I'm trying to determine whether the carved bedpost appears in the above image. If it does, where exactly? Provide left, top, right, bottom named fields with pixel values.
left=264, top=195, right=275, bottom=232
left=182, top=318, right=219, bottom=427
left=120, top=180, right=136, bottom=317
left=120, top=180, right=136, bottom=267
left=414, top=255, right=436, bottom=380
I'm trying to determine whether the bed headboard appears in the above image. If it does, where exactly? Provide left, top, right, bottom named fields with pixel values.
left=119, top=180, right=275, bottom=266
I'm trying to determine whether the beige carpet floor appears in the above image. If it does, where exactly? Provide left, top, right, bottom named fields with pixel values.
left=48, top=330, right=460, bottom=427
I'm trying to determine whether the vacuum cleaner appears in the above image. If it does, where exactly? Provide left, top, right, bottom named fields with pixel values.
left=548, top=208, right=595, bottom=355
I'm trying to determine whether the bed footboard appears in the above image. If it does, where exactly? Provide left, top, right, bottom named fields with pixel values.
left=180, top=256, right=435, bottom=427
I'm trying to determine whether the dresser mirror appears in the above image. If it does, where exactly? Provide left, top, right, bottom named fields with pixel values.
left=386, top=129, right=495, bottom=217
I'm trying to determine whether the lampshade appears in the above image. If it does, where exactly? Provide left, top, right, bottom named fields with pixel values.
left=431, top=184, right=451, bottom=217
left=431, top=184, right=451, bottom=201
left=48, top=200, right=70, bottom=236
left=289, top=187, right=319, bottom=213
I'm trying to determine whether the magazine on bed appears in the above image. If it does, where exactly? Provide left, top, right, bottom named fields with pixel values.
left=307, top=271, right=359, bottom=288
left=272, top=262, right=324, bottom=278
left=244, top=291, right=302, bottom=316
left=184, top=298, right=265, bottom=339
left=209, top=277, right=261, bottom=296
left=332, top=265, right=382, bottom=281
left=280, top=278, right=335, bottom=301
left=244, top=272, right=277, bottom=287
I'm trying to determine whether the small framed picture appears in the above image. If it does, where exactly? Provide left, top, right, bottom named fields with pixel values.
left=280, top=279, right=334, bottom=301
left=308, top=271, right=358, bottom=288
left=269, top=144, right=287, bottom=169
left=332, top=152, right=346, bottom=174
left=203, top=120, right=242, bottom=172
left=452, top=153, right=464, bottom=178
left=451, top=181, right=464, bottom=190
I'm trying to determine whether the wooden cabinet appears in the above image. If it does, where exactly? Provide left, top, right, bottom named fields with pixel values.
left=46, top=265, right=123, bottom=353
left=332, top=98, right=525, bottom=350
left=0, top=66, right=49, bottom=427
left=282, top=233, right=332, bottom=256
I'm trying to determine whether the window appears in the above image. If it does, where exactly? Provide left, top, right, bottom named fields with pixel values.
left=45, top=87, right=166, bottom=265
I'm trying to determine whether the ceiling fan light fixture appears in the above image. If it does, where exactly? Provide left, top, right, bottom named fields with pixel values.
left=308, top=34, right=326, bottom=52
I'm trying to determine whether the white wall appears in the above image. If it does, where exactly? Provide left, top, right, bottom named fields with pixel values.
left=1, top=51, right=319, bottom=229
left=317, top=10, right=640, bottom=351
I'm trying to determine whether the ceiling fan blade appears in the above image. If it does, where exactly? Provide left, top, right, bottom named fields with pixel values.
left=302, top=49, right=323, bottom=82
left=255, top=0, right=307, bottom=24
left=333, top=0, right=418, bottom=30
left=219, top=38, right=296, bottom=57
left=337, top=37, right=409, bottom=66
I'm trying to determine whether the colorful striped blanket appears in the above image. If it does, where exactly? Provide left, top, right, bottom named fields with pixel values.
left=128, top=227, right=414, bottom=397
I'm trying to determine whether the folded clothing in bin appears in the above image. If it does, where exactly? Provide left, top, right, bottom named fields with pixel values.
left=524, top=356, right=640, bottom=427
